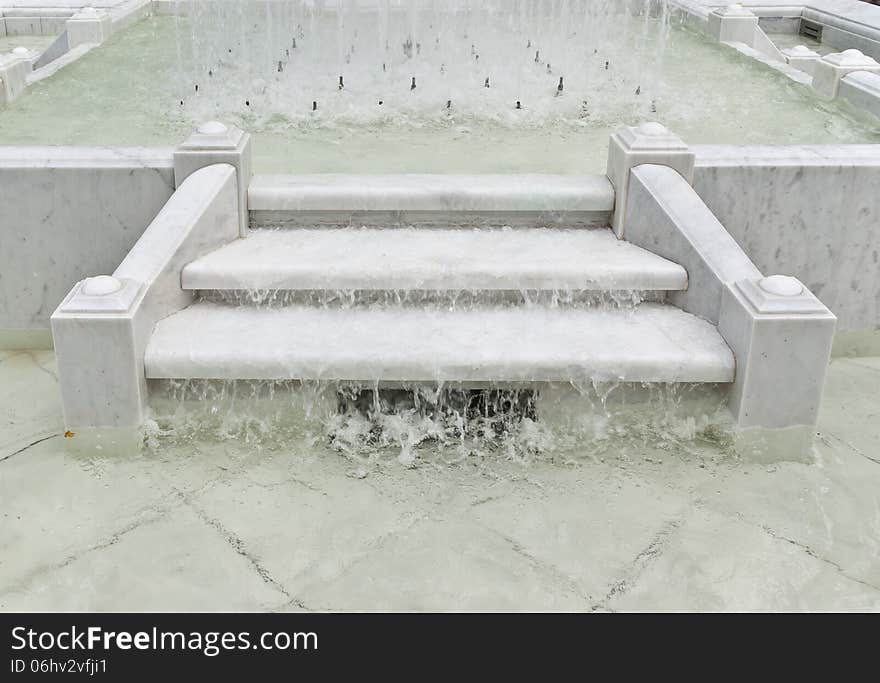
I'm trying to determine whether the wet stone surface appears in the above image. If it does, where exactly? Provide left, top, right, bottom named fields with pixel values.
left=1, top=349, right=879, bottom=611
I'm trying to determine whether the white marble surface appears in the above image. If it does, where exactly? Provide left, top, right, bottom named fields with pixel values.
left=0, top=147, right=175, bottom=332
left=721, top=39, right=815, bottom=85
left=145, top=301, right=735, bottom=384
left=673, top=0, right=880, bottom=60
left=51, top=163, right=239, bottom=429
left=248, top=174, right=615, bottom=214
left=707, top=5, right=760, bottom=45
left=0, top=52, right=28, bottom=103
left=674, top=0, right=880, bottom=27
left=0, top=6, right=70, bottom=39
left=691, top=144, right=880, bottom=336
left=839, top=68, right=880, bottom=117
left=182, top=227, right=687, bottom=293
left=782, top=45, right=822, bottom=75
left=624, top=164, right=762, bottom=325
left=0, top=0, right=152, bottom=101
left=820, top=23, right=880, bottom=61
left=26, top=41, right=92, bottom=83
left=721, top=278, right=836, bottom=430
left=174, top=122, right=252, bottom=237
left=752, top=23, right=788, bottom=62
left=108, top=0, right=151, bottom=34
left=624, top=163, right=836, bottom=432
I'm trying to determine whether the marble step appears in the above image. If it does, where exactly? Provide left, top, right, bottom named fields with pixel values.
left=248, top=174, right=615, bottom=227
left=182, top=227, right=688, bottom=292
left=144, top=302, right=734, bottom=383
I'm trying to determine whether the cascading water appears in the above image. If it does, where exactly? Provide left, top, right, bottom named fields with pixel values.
left=150, top=1, right=738, bottom=466
left=171, top=0, right=673, bottom=127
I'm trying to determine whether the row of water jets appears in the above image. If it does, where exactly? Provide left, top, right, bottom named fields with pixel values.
left=170, top=0, right=674, bottom=125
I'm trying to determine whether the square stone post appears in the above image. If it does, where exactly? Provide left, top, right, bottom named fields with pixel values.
left=781, top=45, right=822, bottom=76
left=812, top=49, right=880, bottom=99
left=51, top=276, right=149, bottom=430
left=66, top=7, right=112, bottom=49
left=174, top=121, right=252, bottom=236
left=606, top=122, right=694, bottom=239
left=707, top=4, right=759, bottom=45
left=719, top=275, right=836, bottom=431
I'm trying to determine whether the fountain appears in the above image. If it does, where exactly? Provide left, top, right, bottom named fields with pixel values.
left=3, top=0, right=880, bottom=617
left=0, top=0, right=878, bottom=464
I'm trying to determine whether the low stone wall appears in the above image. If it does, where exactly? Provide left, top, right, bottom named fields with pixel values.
left=0, top=8, right=71, bottom=38
left=0, top=147, right=175, bottom=347
left=692, top=144, right=880, bottom=354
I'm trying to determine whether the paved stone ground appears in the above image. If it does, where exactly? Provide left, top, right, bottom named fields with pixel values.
left=1, top=349, right=879, bottom=611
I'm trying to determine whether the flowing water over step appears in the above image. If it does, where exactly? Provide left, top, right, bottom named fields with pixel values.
left=145, top=377, right=736, bottom=467
left=140, top=166, right=743, bottom=461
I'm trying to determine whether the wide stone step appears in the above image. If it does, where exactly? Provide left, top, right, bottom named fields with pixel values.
left=248, top=173, right=615, bottom=227
left=145, top=302, right=733, bottom=383
left=182, top=228, right=687, bottom=292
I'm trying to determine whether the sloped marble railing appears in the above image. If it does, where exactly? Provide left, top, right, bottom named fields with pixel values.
left=42, top=120, right=845, bottom=463
left=51, top=163, right=240, bottom=429
left=623, top=162, right=836, bottom=456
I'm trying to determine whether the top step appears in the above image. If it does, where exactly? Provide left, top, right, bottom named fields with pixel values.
left=248, top=174, right=615, bottom=228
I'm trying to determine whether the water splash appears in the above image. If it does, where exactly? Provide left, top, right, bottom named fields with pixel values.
left=145, top=378, right=736, bottom=468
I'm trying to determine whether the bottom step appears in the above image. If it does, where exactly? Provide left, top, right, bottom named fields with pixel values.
left=145, top=303, right=734, bottom=384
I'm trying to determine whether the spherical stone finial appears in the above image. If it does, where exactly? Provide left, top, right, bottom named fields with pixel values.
left=638, top=122, right=668, bottom=136
left=197, top=120, right=228, bottom=135
left=789, top=45, right=815, bottom=56
left=81, top=275, right=122, bottom=296
left=837, top=48, right=876, bottom=66
left=759, top=275, right=803, bottom=297
left=12, top=47, right=29, bottom=56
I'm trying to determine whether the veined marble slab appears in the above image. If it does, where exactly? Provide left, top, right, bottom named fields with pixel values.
left=51, top=164, right=240, bottom=429
left=0, top=145, right=175, bottom=166
left=247, top=174, right=615, bottom=214
left=0, top=147, right=175, bottom=332
left=182, top=227, right=688, bottom=293
left=144, top=302, right=735, bottom=384
left=0, top=3, right=123, bottom=7
left=691, top=144, right=880, bottom=335
left=692, top=143, right=880, bottom=165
